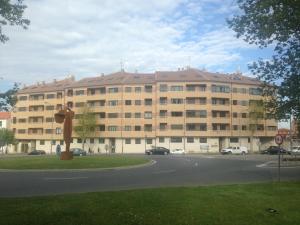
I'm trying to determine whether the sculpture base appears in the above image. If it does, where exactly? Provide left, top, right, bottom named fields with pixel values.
left=60, top=151, right=73, bottom=160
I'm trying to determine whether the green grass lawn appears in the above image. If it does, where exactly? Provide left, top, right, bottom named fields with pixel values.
left=0, top=182, right=299, bottom=225
left=0, top=155, right=149, bottom=169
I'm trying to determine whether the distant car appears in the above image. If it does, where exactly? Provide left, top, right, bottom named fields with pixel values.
left=145, top=147, right=170, bottom=155
left=70, top=148, right=87, bottom=156
left=170, top=148, right=185, bottom=154
left=28, top=150, right=46, bottom=155
left=288, top=146, right=300, bottom=155
left=221, top=146, right=248, bottom=155
left=260, top=146, right=287, bottom=154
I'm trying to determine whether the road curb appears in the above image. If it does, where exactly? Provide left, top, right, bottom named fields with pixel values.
left=0, top=159, right=156, bottom=172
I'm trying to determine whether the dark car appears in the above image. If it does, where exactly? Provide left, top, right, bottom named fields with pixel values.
left=70, top=148, right=87, bottom=156
left=145, top=147, right=170, bottom=155
left=260, top=146, right=287, bottom=155
left=28, top=150, right=46, bottom=155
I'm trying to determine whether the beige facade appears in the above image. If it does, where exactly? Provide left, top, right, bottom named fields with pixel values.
left=11, top=68, right=277, bottom=154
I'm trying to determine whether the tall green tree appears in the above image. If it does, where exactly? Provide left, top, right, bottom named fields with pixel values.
left=0, top=128, right=15, bottom=153
left=0, top=0, right=30, bottom=43
left=74, top=105, right=96, bottom=150
left=0, top=82, right=19, bottom=111
left=228, top=0, right=300, bottom=135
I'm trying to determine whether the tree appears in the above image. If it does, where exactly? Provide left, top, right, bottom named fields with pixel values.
left=0, top=0, right=30, bottom=43
left=228, top=0, right=300, bottom=135
left=0, top=82, right=19, bottom=111
left=74, top=105, right=96, bottom=150
left=0, top=128, right=15, bottom=153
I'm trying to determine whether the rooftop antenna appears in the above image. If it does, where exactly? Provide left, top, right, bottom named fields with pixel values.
left=120, top=60, right=124, bottom=72
left=187, top=56, right=191, bottom=69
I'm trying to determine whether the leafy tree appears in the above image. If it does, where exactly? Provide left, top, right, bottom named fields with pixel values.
left=0, top=128, right=15, bottom=153
left=74, top=105, right=96, bottom=150
left=228, top=0, right=300, bottom=135
left=0, top=0, right=30, bottom=43
left=0, top=82, right=19, bottom=111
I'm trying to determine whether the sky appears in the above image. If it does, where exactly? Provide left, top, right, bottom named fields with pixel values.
left=0, top=0, right=275, bottom=92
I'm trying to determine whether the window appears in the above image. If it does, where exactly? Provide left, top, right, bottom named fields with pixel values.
left=18, top=129, right=26, bottom=134
left=125, top=100, right=131, bottom=105
left=99, top=112, right=105, bottom=118
left=160, top=110, right=167, bottom=118
left=159, top=123, right=167, bottom=130
left=257, top=124, right=264, bottom=131
left=18, top=118, right=26, bottom=123
left=233, top=125, right=238, bottom=130
left=40, top=140, right=45, bottom=145
left=230, top=138, right=239, bottom=143
left=211, top=85, right=230, bottom=93
left=135, top=138, right=141, bottom=144
left=267, top=126, right=277, bottom=131
left=144, top=124, right=152, bottom=131
left=125, top=113, right=131, bottom=118
left=89, top=89, right=95, bottom=95
left=135, top=113, right=141, bottom=118
left=108, top=113, right=118, bottom=118
left=170, top=86, right=183, bottom=91
left=171, top=137, right=182, bottom=143
left=19, top=96, right=27, bottom=101
left=146, top=139, right=152, bottom=144
left=187, top=137, right=194, bottom=143
left=171, top=98, right=183, bottom=104
left=125, top=139, right=131, bottom=144
left=75, top=102, right=84, bottom=107
left=159, top=84, right=168, bottom=92
left=232, top=112, right=238, bottom=118
left=125, top=87, right=132, bottom=92
left=135, top=126, right=141, bottom=131
left=77, top=138, right=82, bottom=143
left=108, top=126, right=117, bottom=131
left=75, top=90, right=85, bottom=96
left=135, top=87, right=141, bottom=92
left=108, top=87, right=118, bottom=93
left=159, top=97, right=167, bottom=105
left=135, top=100, right=141, bottom=105
left=242, top=125, right=247, bottom=130
left=144, top=99, right=152, bottom=105
left=145, top=85, right=152, bottom=93
left=171, top=124, right=183, bottom=130
left=45, top=129, right=52, bottom=134
left=220, top=124, right=227, bottom=130
left=90, top=138, right=94, bottom=144
left=99, top=138, right=105, bottom=144
left=171, top=111, right=183, bottom=117
left=249, top=87, right=262, bottom=95
left=242, top=113, right=247, bottom=118
left=199, top=138, right=207, bottom=143
left=232, top=100, right=238, bottom=105
left=124, top=126, right=131, bottom=131
left=159, top=137, right=165, bottom=143
left=99, top=125, right=105, bottom=131
left=220, top=111, right=227, bottom=117
left=56, top=128, right=62, bottom=134
left=18, top=107, right=27, bottom=112
left=108, top=100, right=118, bottom=106
left=46, top=94, right=55, bottom=99
left=144, top=112, right=152, bottom=119
left=46, top=117, right=53, bottom=122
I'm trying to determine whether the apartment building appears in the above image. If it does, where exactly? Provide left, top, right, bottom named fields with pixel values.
left=11, top=68, right=277, bottom=153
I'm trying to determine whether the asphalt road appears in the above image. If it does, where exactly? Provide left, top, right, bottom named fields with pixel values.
left=0, top=154, right=299, bottom=197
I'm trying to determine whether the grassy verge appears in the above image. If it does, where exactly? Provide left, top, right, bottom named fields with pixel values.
left=0, top=155, right=149, bottom=169
left=0, top=182, right=299, bottom=225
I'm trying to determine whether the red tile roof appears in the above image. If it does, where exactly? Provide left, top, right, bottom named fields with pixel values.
left=0, top=112, right=10, bottom=119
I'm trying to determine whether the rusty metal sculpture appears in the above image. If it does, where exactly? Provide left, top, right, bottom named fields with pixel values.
left=54, top=107, right=74, bottom=160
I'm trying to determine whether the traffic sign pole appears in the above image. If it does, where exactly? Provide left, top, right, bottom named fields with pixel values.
left=275, top=134, right=283, bottom=182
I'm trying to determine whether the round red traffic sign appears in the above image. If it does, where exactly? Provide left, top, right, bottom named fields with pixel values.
left=275, top=134, right=283, bottom=145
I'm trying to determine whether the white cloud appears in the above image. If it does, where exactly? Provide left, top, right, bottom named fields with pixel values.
left=0, top=0, right=254, bottom=86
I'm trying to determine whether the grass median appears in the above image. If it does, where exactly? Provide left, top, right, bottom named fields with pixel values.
left=0, top=155, right=149, bottom=170
left=0, top=182, right=299, bottom=225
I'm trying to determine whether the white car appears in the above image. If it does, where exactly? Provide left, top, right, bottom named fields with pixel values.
left=288, top=146, right=300, bottom=155
left=171, top=148, right=185, bottom=154
left=221, top=146, right=248, bottom=155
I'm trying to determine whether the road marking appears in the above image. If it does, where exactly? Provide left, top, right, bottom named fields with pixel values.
left=44, top=177, right=89, bottom=180
left=256, top=161, right=274, bottom=168
left=152, top=169, right=176, bottom=174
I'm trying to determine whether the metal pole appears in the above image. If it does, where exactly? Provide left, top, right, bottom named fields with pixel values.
left=278, top=144, right=281, bottom=182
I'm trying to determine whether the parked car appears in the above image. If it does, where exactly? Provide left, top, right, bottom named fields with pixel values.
left=170, top=148, right=185, bottom=154
left=28, top=150, right=46, bottom=155
left=260, top=146, right=287, bottom=154
left=145, top=147, right=170, bottom=155
left=70, top=148, right=87, bottom=156
left=221, top=146, right=248, bottom=155
left=288, top=146, right=300, bottom=155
